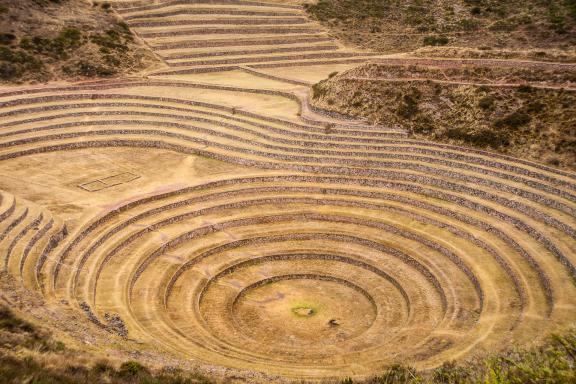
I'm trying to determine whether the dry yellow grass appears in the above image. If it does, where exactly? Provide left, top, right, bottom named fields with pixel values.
left=0, top=0, right=574, bottom=382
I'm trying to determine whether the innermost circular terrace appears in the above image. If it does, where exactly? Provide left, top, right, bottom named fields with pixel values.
left=233, top=276, right=378, bottom=347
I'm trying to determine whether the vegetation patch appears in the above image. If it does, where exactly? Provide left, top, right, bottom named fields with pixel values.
left=345, top=327, right=576, bottom=383
left=310, top=64, right=576, bottom=169
left=0, top=0, right=156, bottom=83
left=305, top=0, right=576, bottom=54
left=0, top=306, right=215, bottom=383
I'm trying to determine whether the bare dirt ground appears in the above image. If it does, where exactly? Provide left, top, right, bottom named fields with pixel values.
left=0, top=0, right=575, bottom=382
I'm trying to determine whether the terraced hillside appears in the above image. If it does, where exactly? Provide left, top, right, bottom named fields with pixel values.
left=112, top=0, right=381, bottom=75
left=0, top=0, right=575, bottom=382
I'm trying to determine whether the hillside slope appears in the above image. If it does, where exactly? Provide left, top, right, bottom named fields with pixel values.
left=310, top=61, right=576, bottom=169
left=0, top=0, right=158, bottom=83
left=305, top=0, right=576, bottom=55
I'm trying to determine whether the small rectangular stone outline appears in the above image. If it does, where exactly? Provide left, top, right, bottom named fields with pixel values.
left=78, top=172, right=140, bottom=192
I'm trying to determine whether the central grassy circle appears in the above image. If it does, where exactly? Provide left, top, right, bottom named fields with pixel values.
left=292, top=306, right=317, bottom=317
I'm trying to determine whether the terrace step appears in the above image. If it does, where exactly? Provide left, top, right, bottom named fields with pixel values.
left=150, top=35, right=335, bottom=50
left=129, top=17, right=311, bottom=28
left=152, top=56, right=381, bottom=75
left=161, top=44, right=340, bottom=60
left=115, top=0, right=302, bottom=14
left=166, top=51, right=383, bottom=67
left=138, top=26, right=324, bottom=38
left=121, top=8, right=302, bottom=20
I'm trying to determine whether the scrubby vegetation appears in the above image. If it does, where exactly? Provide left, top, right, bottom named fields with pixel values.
left=347, top=327, right=576, bottom=383
left=0, top=306, right=215, bottom=384
left=305, top=0, right=576, bottom=55
left=1, top=305, right=575, bottom=383
left=0, top=0, right=155, bottom=83
left=0, top=356, right=217, bottom=384
left=311, top=65, right=576, bottom=169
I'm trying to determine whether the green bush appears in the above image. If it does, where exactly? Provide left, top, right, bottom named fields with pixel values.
left=118, top=361, right=148, bottom=377
left=0, top=306, right=36, bottom=333
left=517, top=84, right=535, bottom=93
left=526, top=101, right=545, bottom=113
left=0, top=47, right=44, bottom=80
left=58, top=27, right=82, bottom=46
left=305, top=0, right=389, bottom=22
left=64, top=60, right=116, bottom=77
left=373, top=364, right=422, bottom=383
left=489, top=19, right=519, bottom=32
left=91, top=360, right=115, bottom=374
left=446, top=127, right=509, bottom=148
left=478, top=95, right=495, bottom=110
left=19, top=27, right=84, bottom=59
left=423, top=35, right=449, bottom=46
left=0, top=33, right=16, bottom=45
left=91, top=29, right=129, bottom=52
left=312, top=81, right=328, bottom=99
left=405, top=5, right=435, bottom=27
left=397, top=94, right=419, bottom=119
left=459, top=19, right=480, bottom=31
left=494, top=111, right=532, bottom=129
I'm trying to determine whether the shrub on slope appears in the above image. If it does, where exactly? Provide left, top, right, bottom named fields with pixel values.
left=310, top=64, right=576, bottom=169
left=0, top=0, right=157, bottom=83
left=305, top=0, right=576, bottom=54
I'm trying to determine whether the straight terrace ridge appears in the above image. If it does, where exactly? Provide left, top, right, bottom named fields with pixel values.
left=121, top=8, right=303, bottom=19
left=238, top=66, right=313, bottom=86
left=0, top=114, right=410, bottom=146
left=166, top=52, right=384, bottom=67
left=370, top=57, right=576, bottom=70
left=138, top=26, right=323, bottom=38
left=161, top=45, right=340, bottom=60
left=150, top=57, right=379, bottom=75
left=114, top=0, right=303, bottom=13
left=0, top=120, right=565, bottom=197
left=128, top=18, right=312, bottom=28
left=150, top=36, right=334, bottom=50
left=1, top=80, right=385, bottom=131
